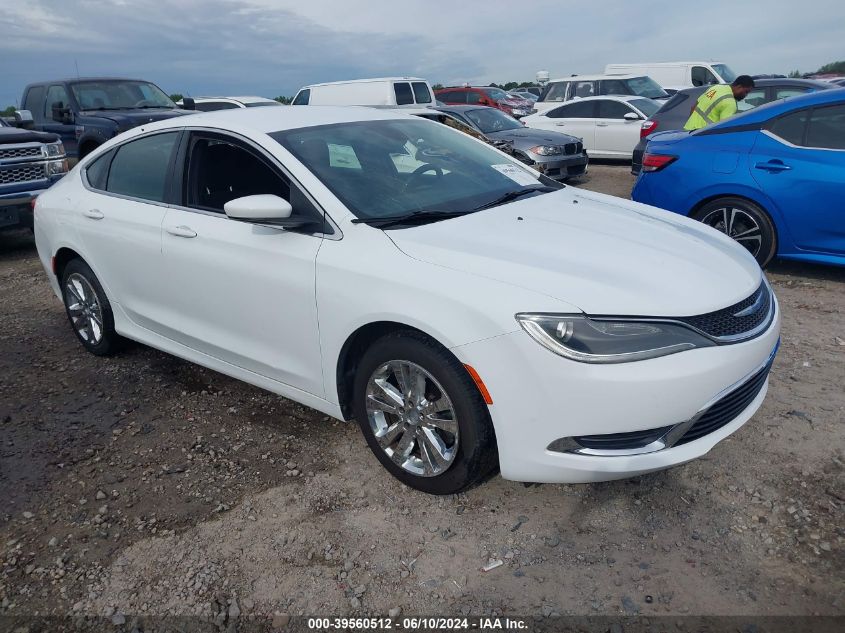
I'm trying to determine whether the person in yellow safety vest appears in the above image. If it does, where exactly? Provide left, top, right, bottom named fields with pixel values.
left=684, top=75, right=756, bottom=131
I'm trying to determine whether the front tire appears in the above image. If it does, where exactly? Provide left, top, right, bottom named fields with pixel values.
left=693, top=197, right=777, bottom=267
left=61, top=259, right=122, bottom=356
left=352, top=332, right=498, bottom=494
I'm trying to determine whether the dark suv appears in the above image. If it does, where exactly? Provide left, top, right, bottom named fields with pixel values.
left=631, top=78, right=834, bottom=174
left=21, top=77, right=192, bottom=162
left=435, top=87, right=535, bottom=118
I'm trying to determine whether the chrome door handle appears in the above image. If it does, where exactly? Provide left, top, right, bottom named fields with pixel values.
left=596, top=122, right=609, bottom=127
left=165, top=225, right=197, bottom=238
left=555, top=122, right=567, bottom=126
left=83, top=209, right=104, bottom=220
left=754, top=161, right=791, bottom=172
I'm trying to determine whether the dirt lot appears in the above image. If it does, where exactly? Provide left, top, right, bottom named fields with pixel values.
left=1, top=164, right=843, bottom=624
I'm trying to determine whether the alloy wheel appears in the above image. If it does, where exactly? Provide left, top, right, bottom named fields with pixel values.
left=699, top=206, right=762, bottom=258
left=64, top=273, right=104, bottom=345
left=365, top=360, right=459, bottom=477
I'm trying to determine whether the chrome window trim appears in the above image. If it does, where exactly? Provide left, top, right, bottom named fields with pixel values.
left=762, top=128, right=845, bottom=153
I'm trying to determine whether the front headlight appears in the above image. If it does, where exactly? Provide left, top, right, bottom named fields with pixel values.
left=44, top=142, right=65, bottom=157
left=515, top=313, right=715, bottom=363
left=46, top=159, right=69, bottom=176
left=529, top=145, right=563, bottom=156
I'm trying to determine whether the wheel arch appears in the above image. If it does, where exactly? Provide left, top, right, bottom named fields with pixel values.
left=53, top=246, right=84, bottom=280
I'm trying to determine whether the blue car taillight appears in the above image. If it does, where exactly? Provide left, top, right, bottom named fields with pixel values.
left=642, top=153, right=678, bottom=172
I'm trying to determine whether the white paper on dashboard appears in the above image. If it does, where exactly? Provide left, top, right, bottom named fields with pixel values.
left=491, top=164, right=541, bottom=187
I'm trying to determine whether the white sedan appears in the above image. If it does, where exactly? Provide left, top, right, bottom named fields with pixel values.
left=521, top=95, right=661, bottom=159
left=34, top=107, right=780, bottom=494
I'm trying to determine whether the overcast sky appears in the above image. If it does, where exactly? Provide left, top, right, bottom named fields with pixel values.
left=1, top=0, right=843, bottom=106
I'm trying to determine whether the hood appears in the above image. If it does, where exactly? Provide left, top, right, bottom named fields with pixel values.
left=81, top=108, right=192, bottom=132
left=388, top=188, right=761, bottom=317
left=0, top=127, right=60, bottom=145
left=486, top=127, right=581, bottom=148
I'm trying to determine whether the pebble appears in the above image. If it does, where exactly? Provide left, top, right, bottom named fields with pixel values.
left=22, top=511, right=34, bottom=519
left=96, top=490, right=107, bottom=500
left=272, top=613, right=290, bottom=629
left=388, top=607, right=402, bottom=618
left=48, top=537, right=58, bottom=547
left=350, top=597, right=361, bottom=609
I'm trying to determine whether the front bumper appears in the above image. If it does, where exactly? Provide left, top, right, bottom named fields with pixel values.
left=452, top=299, right=781, bottom=483
left=532, top=153, right=589, bottom=180
left=0, top=176, right=64, bottom=230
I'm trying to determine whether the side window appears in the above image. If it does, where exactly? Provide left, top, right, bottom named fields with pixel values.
left=572, top=81, right=595, bottom=98
left=44, top=85, right=71, bottom=120
left=292, top=89, right=310, bottom=105
left=767, top=110, right=809, bottom=146
left=107, top=132, right=179, bottom=202
left=775, top=87, right=811, bottom=100
left=599, top=80, right=629, bottom=95
left=24, top=86, right=46, bottom=120
left=597, top=100, right=634, bottom=119
left=412, top=82, right=432, bottom=104
left=84, top=149, right=115, bottom=190
left=466, top=91, right=483, bottom=104
left=195, top=101, right=239, bottom=112
left=806, top=105, right=845, bottom=150
left=544, top=82, right=569, bottom=102
left=547, top=101, right=595, bottom=119
left=394, top=83, right=414, bottom=105
left=692, top=66, right=718, bottom=87
left=737, top=88, right=767, bottom=112
left=186, top=136, right=290, bottom=212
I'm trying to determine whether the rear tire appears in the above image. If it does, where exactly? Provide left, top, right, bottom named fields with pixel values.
left=692, top=197, right=777, bottom=267
left=61, top=259, right=122, bottom=356
left=352, top=331, right=498, bottom=495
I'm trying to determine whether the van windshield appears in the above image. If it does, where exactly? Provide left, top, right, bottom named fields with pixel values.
left=713, top=64, right=738, bottom=83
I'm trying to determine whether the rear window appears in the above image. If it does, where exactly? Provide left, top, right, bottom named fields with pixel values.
left=394, top=83, right=414, bottom=105
left=630, top=98, right=660, bottom=117
left=412, top=82, right=432, bottom=104
left=659, top=92, right=691, bottom=115
left=194, top=101, right=239, bottom=112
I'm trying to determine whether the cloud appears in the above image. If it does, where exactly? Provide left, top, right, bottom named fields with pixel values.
left=1, top=0, right=843, bottom=106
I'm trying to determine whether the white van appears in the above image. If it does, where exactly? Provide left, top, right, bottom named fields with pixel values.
left=292, top=77, right=435, bottom=107
left=604, top=62, right=738, bottom=91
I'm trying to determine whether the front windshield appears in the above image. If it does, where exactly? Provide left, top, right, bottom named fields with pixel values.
left=464, top=108, right=523, bottom=133
left=624, top=77, right=668, bottom=99
left=482, top=88, right=510, bottom=101
left=713, top=64, right=737, bottom=83
left=70, top=81, right=176, bottom=110
left=271, top=119, right=554, bottom=221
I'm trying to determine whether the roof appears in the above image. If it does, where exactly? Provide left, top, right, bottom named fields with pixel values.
left=190, top=96, right=279, bottom=105
left=606, top=62, right=726, bottom=67
left=548, top=74, right=648, bottom=82
left=673, top=78, right=836, bottom=97
left=303, top=77, right=428, bottom=88
left=26, top=77, right=151, bottom=85
left=554, top=95, right=654, bottom=103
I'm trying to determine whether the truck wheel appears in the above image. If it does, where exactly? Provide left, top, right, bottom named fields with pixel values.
left=61, top=259, right=122, bottom=356
left=352, top=331, right=498, bottom=495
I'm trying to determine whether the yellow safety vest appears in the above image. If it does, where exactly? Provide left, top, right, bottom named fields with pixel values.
left=684, top=85, right=738, bottom=131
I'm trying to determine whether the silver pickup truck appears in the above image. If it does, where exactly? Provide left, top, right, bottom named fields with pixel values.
left=1, top=113, right=68, bottom=232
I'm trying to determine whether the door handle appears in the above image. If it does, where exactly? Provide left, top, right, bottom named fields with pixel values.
left=754, top=160, right=791, bottom=172
left=83, top=209, right=104, bottom=220
left=596, top=122, right=609, bottom=127
left=165, top=225, right=197, bottom=238
left=555, top=122, right=567, bottom=126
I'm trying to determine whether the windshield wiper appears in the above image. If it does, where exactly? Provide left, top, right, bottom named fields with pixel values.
left=473, top=186, right=556, bottom=212
left=352, top=209, right=469, bottom=229
left=135, top=105, right=174, bottom=109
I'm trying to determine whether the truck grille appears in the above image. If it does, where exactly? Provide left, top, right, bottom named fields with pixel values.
left=675, top=358, right=773, bottom=446
left=0, top=164, right=46, bottom=185
left=678, top=282, right=772, bottom=340
left=0, top=146, right=42, bottom=160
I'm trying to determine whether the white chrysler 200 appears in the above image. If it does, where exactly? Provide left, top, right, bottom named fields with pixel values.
left=34, top=107, right=780, bottom=494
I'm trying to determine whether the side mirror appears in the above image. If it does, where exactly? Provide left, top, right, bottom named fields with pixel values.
left=182, top=97, right=195, bottom=111
left=51, top=103, right=73, bottom=124
left=623, top=112, right=641, bottom=122
left=13, top=110, right=34, bottom=130
left=223, top=194, right=317, bottom=230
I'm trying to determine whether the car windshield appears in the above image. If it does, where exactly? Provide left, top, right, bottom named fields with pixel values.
left=630, top=98, right=660, bottom=118
left=70, top=81, right=176, bottom=110
left=271, top=119, right=556, bottom=222
left=623, top=77, right=668, bottom=99
left=464, top=108, right=524, bottom=133
left=713, top=64, right=738, bottom=83
left=482, top=88, right=510, bottom=101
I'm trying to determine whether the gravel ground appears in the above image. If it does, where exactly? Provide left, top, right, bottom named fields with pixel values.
left=1, top=164, right=843, bottom=623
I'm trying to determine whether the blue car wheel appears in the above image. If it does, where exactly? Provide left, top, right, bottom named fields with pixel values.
left=692, top=197, right=777, bottom=268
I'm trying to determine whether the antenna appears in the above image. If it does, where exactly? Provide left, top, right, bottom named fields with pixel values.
left=75, top=59, right=80, bottom=78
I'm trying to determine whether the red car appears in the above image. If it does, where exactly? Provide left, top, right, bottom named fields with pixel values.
left=435, top=86, right=535, bottom=118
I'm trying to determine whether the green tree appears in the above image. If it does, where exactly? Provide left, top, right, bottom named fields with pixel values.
left=1, top=105, right=16, bottom=116
left=787, top=69, right=802, bottom=78
left=169, top=93, right=183, bottom=103
left=816, top=60, right=845, bottom=74
left=274, top=96, right=293, bottom=105
left=431, top=83, right=444, bottom=91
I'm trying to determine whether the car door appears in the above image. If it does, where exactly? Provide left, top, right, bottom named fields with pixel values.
left=750, top=104, right=845, bottom=255
left=536, top=101, right=597, bottom=150
left=74, top=131, right=179, bottom=327
left=158, top=131, right=326, bottom=395
left=594, top=100, right=641, bottom=157
left=40, top=84, right=79, bottom=157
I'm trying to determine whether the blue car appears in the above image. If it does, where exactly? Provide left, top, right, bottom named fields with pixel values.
left=632, top=89, right=845, bottom=268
